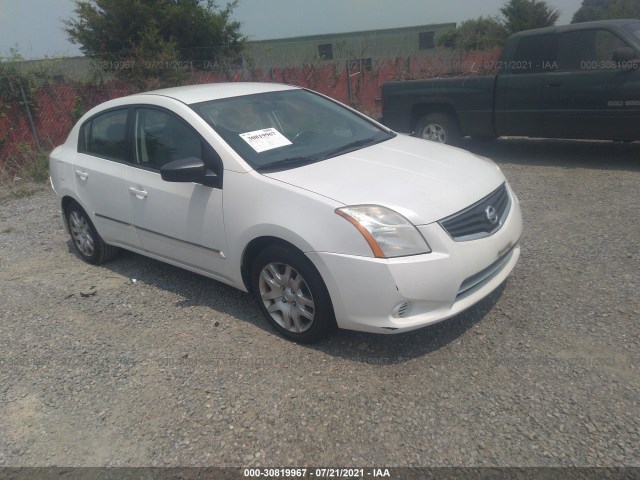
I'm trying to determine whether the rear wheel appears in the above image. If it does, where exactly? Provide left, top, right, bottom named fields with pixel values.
left=414, top=113, right=462, bottom=146
left=252, top=244, right=336, bottom=343
left=65, top=202, right=118, bottom=264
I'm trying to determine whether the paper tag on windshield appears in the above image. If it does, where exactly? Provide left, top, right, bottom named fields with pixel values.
left=239, top=128, right=292, bottom=153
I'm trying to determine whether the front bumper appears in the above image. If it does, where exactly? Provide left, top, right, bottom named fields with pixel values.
left=307, top=189, right=523, bottom=334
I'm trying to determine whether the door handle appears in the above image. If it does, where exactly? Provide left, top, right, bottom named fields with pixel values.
left=129, top=187, right=148, bottom=198
left=74, top=170, right=88, bottom=180
left=545, top=83, right=561, bottom=87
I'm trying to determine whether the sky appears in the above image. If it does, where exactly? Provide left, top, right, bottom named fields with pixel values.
left=0, top=0, right=584, bottom=60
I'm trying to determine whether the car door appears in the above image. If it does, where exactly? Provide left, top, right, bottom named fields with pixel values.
left=74, top=107, right=143, bottom=249
left=126, top=106, right=228, bottom=279
left=494, top=33, right=555, bottom=137
left=543, top=28, right=640, bottom=140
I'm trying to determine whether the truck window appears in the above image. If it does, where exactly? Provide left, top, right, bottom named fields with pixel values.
left=595, top=30, right=629, bottom=62
left=511, top=34, right=554, bottom=74
left=623, top=23, right=640, bottom=42
left=557, top=29, right=630, bottom=71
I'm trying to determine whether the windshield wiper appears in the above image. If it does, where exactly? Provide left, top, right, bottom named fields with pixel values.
left=319, top=137, right=382, bottom=160
left=256, top=156, right=319, bottom=172
left=256, top=135, right=392, bottom=172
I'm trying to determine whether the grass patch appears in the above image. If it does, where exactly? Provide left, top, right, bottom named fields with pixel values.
left=0, top=185, right=44, bottom=205
left=7, top=187, right=41, bottom=199
left=0, top=143, right=50, bottom=185
left=1, top=227, right=14, bottom=233
left=22, top=150, right=50, bottom=183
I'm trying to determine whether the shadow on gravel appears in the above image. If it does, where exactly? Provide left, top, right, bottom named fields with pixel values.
left=463, top=138, right=640, bottom=172
left=80, top=241, right=507, bottom=364
left=309, top=283, right=505, bottom=364
left=69, top=242, right=270, bottom=328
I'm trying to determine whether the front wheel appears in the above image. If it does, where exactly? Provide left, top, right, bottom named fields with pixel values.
left=251, top=245, right=336, bottom=343
left=414, top=113, right=462, bottom=146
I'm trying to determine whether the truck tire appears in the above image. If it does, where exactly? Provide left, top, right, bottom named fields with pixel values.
left=414, top=113, right=462, bottom=146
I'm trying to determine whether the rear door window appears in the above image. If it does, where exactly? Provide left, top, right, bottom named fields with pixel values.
left=81, top=109, right=130, bottom=161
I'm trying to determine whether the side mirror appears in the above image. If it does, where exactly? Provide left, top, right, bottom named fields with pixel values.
left=612, top=47, right=637, bottom=69
left=161, top=157, right=206, bottom=183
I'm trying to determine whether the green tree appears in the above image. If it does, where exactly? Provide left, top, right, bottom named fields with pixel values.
left=0, top=48, right=58, bottom=115
left=64, top=0, right=246, bottom=87
left=437, top=17, right=509, bottom=51
left=572, top=0, right=640, bottom=23
left=500, top=0, right=560, bottom=34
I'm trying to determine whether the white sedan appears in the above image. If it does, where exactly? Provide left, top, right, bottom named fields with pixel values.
left=49, top=82, right=522, bottom=343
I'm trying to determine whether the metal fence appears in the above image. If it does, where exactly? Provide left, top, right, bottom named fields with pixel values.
left=0, top=50, right=501, bottom=162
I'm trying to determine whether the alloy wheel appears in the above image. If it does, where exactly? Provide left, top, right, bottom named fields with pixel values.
left=258, top=262, right=315, bottom=333
left=69, top=210, right=95, bottom=257
left=422, top=123, right=447, bottom=143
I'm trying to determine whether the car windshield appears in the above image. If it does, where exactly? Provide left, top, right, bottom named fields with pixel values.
left=191, top=89, right=394, bottom=171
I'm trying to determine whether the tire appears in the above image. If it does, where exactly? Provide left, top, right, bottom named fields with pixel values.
left=414, top=113, right=462, bottom=146
left=251, top=244, right=336, bottom=343
left=65, top=202, right=119, bottom=265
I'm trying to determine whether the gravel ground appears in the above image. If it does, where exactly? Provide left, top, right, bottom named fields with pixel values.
left=0, top=138, right=639, bottom=468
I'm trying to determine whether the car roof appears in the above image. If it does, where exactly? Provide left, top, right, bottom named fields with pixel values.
left=140, top=82, right=299, bottom=105
left=510, top=19, right=640, bottom=38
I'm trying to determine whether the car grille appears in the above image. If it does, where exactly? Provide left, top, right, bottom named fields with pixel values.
left=439, top=183, right=510, bottom=241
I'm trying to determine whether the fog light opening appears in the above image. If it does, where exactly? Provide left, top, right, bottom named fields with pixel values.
left=392, top=302, right=412, bottom=318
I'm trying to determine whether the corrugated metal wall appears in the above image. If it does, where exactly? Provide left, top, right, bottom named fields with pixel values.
left=245, top=23, right=457, bottom=68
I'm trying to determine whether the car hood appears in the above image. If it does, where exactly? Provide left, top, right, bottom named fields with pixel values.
left=262, top=135, right=506, bottom=225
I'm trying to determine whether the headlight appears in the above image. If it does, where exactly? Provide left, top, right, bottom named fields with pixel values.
left=335, top=205, right=431, bottom=258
